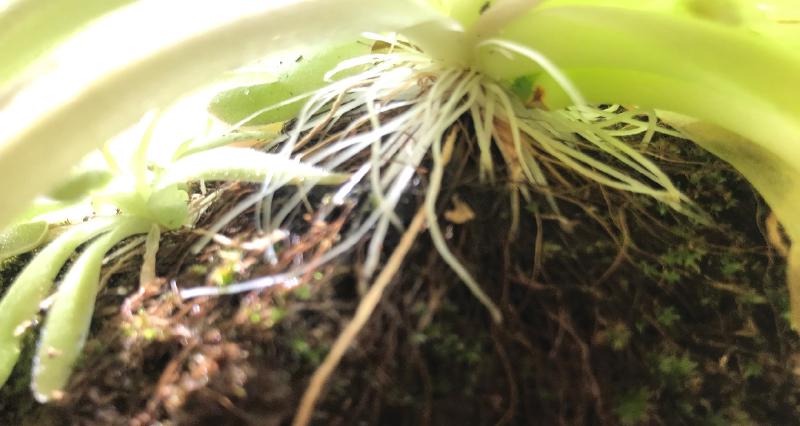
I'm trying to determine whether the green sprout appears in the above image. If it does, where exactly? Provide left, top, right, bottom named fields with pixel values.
left=0, top=112, right=344, bottom=402
left=1, top=0, right=800, bottom=407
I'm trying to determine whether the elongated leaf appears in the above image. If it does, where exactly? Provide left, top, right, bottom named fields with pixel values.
left=31, top=217, right=148, bottom=402
left=174, top=129, right=280, bottom=159
left=209, top=41, right=371, bottom=125
left=156, top=147, right=349, bottom=188
left=47, top=170, right=112, bottom=202
left=0, top=221, right=47, bottom=261
left=475, top=5, right=800, bottom=232
left=9, top=199, right=78, bottom=225
left=532, top=0, right=800, bottom=51
left=0, top=0, right=440, bottom=229
left=0, top=218, right=115, bottom=386
left=0, top=0, right=133, bottom=85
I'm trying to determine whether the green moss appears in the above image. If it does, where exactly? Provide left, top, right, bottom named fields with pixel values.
left=615, top=387, right=652, bottom=426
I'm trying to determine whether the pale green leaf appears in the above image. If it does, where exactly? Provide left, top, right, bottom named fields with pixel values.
left=0, top=218, right=115, bottom=387
left=146, top=186, right=189, bottom=230
left=0, top=0, right=134, bottom=84
left=0, top=220, right=47, bottom=261
left=31, top=217, right=148, bottom=402
left=475, top=4, right=800, bottom=232
left=156, top=147, right=349, bottom=188
left=209, top=41, right=371, bottom=125
left=0, top=0, right=441, bottom=230
left=47, top=170, right=112, bottom=202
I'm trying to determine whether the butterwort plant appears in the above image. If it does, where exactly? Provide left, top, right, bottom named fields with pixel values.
left=0, top=111, right=344, bottom=402
left=0, top=0, right=799, bottom=403
left=205, top=0, right=800, bottom=324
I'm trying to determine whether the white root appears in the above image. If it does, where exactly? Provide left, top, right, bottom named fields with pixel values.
left=186, top=36, right=689, bottom=322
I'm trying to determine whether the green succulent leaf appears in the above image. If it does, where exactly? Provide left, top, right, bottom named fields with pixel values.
left=157, top=147, right=349, bottom=188
left=47, top=170, right=113, bottom=202
left=145, top=186, right=190, bottom=230
left=103, top=186, right=189, bottom=231
left=209, top=41, right=371, bottom=125
left=174, top=129, right=280, bottom=159
left=31, top=216, right=149, bottom=402
left=0, top=218, right=116, bottom=387
left=0, top=220, right=48, bottom=261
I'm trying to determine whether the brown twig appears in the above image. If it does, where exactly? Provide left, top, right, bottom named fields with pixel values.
left=292, top=207, right=427, bottom=426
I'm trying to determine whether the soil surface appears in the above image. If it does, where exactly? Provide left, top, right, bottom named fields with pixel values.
left=1, top=132, right=799, bottom=425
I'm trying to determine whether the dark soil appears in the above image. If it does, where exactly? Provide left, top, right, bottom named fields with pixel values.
left=1, top=133, right=799, bottom=425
